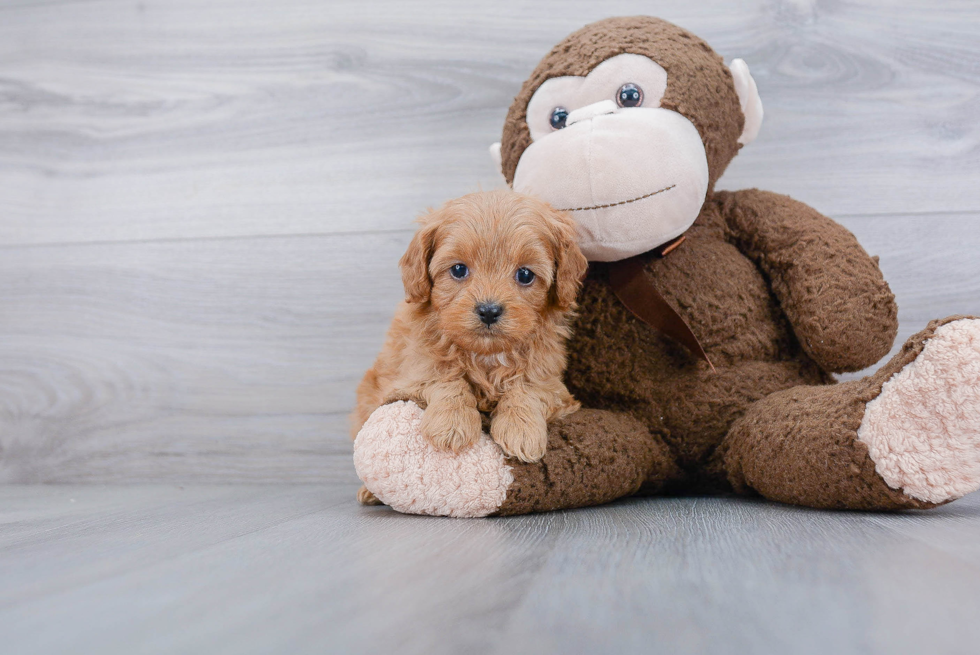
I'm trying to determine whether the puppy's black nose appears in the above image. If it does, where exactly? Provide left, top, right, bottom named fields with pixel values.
left=476, top=302, right=504, bottom=326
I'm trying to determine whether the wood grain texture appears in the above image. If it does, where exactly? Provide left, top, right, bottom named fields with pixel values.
left=0, top=213, right=975, bottom=482
left=0, top=232, right=407, bottom=482
left=2, top=484, right=980, bottom=654
left=1, top=0, right=978, bottom=246
left=0, top=0, right=979, bottom=482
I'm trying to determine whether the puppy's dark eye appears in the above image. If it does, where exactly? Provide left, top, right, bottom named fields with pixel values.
left=449, top=263, right=469, bottom=280
left=550, top=107, right=568, bottom=130
left=515, top=268, right=535, bottom=286
left=616, top=83, right=643, bottom=108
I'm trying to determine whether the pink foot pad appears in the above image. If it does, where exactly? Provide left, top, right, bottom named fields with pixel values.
left=353, top=401, right=514, bottom=517
left=859, top=319, right=980, bottom=503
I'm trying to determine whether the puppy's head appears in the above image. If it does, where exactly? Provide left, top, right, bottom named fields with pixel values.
left=400, top=190, right=588, bottom=354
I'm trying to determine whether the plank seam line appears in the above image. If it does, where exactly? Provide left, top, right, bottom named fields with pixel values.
left=0, top=228, right=417, bottom=251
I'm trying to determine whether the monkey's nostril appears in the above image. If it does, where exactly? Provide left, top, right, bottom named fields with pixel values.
left=475, top=302, right=504, bottom=326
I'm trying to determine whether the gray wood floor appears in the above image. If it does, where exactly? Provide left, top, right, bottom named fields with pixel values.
left=1, top=0, right=979, bottom=482
left=3, top=484, right=980, bottom=655
left=2, top=1, right=980, bottom=653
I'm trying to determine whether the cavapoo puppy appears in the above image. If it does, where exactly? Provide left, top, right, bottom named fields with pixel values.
left=352, top=190, right=588, bottom=491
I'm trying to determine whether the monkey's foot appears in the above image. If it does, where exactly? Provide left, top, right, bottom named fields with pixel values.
left=858, top=318, right=980, bottom=504
left=353, top=401, right=513, bottom=517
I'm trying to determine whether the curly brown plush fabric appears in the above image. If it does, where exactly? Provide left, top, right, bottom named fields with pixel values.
left=497, top=17, right=917, bottom=508
left=718, top=189, right=899, bottom=372
left=355, top=17, right=980, bottom=517
left=720, top=316, right=971, bottom=510
left=494, top=409, right=682, bottom=516
left=561, top=190, right=898, bottom=479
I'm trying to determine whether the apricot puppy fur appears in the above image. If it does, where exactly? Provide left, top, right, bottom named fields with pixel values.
left=352, top=189, right=588, bottom=468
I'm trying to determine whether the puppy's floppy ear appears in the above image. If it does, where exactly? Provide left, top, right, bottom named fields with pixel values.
left=546, top=209, right=589, bottom=310
left=400, top=214, right=439, bottom=303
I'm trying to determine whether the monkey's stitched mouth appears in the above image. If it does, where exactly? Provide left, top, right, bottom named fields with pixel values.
left=556, top=184, right=675, bottom=213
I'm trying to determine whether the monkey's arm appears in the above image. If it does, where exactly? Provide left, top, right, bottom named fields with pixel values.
left=354, top=402, right=680, bottom=517
left=717, top=188, right=897, bottom=373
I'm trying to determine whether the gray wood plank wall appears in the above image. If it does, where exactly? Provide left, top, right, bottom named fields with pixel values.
left=1, top=0, right=978, bottom=483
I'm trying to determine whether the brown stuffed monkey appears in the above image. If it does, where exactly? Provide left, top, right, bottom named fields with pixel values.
left=353, top=16, right=980, bottom=517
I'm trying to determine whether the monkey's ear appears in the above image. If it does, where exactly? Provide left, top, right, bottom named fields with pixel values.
left=548, top=212, right=589, bottom=311
left=729, top=59, right=764, bottom=146
left=399, top=217, right=439, bottom=304
left=489, top=142, right=504, bottom=179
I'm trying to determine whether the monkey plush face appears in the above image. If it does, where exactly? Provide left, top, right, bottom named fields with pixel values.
left=491, top=17, right=763, bottom=262
left=514, top=53, right=710, bottom=261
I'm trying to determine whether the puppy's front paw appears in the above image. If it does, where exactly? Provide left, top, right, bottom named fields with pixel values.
left=382, top=387, right=426, bottom=409
left=420, top=403, right=482, bottom=453
left=491, top=407, right=548, bottom=463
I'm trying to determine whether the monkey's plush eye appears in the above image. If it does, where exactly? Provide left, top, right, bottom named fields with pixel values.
left=549, top=107, right=569, bottom=130
left=616, top=83, right=643, bottom=108
left=450, top=263, right=469, bottom=280
left=515, top=268, right=535, bottom=286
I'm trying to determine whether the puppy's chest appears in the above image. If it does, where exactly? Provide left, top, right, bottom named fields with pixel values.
left=464, top=352, right=520, bottom=411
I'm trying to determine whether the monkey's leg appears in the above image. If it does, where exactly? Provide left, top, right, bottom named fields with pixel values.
left=353, top=402, right=680, bottom=517
left=721, top=316, right=980, bottom=510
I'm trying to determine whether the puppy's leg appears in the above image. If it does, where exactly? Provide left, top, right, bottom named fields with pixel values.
left=381, top=384, right=427, bottom=409
left=357, top=485, right=383, bottom=506
left=420, top=381, right=482, bottom=453
left=351, top=367, right=382, bottom=439
left=491, top=387, right=549, bottom=463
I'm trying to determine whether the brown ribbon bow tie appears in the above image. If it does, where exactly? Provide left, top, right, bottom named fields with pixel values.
left=604, top=236, right=715, bottom=371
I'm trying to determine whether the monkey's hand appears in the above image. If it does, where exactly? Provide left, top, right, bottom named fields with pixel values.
left=719, top=188, right=898, bottom=373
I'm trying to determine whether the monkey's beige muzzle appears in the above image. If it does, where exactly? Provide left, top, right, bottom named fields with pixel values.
left=512, top=105, right=709, bottom=262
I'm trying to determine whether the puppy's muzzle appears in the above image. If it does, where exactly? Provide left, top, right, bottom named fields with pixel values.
left=475, top=302, right=504, bottom=327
